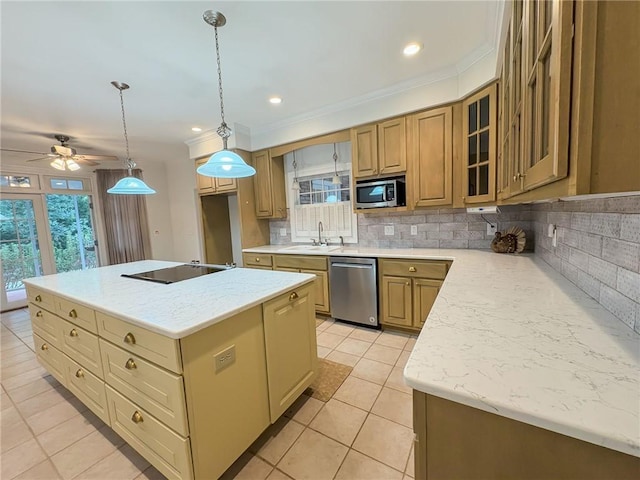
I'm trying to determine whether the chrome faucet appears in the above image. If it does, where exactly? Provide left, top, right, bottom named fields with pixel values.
left=318, top=221, right=325, bottom=246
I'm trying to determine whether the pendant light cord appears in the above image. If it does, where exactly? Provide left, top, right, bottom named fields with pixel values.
left=117, top=87, right=135, bottom=173
left=333, top=143, right=339, bottom=176
left=213, top=24, right=232, bottom=146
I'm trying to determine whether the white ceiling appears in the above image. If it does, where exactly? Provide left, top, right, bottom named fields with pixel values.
left=1, top=1, right=502, bottom=169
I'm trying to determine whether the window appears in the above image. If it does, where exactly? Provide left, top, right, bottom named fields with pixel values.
left=0, top=175, right=33, bottom=188
left=49, top=178, right=85, bottom=190
left=295, top=174, right=350, bottom=205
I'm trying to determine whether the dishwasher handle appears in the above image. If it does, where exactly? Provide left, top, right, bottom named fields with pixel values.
left=331, top=262, right=374, bottom=269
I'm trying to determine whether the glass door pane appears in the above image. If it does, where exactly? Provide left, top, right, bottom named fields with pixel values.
left=45, top=194, right=99, bottom=273
left=0, top=195, right=53, bottom=311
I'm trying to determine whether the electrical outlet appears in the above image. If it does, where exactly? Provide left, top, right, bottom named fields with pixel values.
left=552, top=227, right=558, bottom=247
left=279, top=228, right=287, bottom=237
left=410, top=225, right=418, bottom=235
left=214, top=345, right=236, bottom=373
left=487, top=223, right=497, bottom=236
left=384, top=225, right=395, bottom=236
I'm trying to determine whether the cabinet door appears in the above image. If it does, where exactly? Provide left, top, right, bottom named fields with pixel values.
left=214, top=176, right=237, bottom=193
left=381, top=276, right=412, bottom=327
left=263, top=284, right=317, bottom=421
left=412, top=279, right=442, bottom=328
left=463, top=84, right=497, bottom=203
left=378, top=117, right=407, bottom=175
left=195, top=157, right=215, bottom=194
left=351, top=124, right=378, bottom=178
left=409, top=106, right=453, bottom=207
left=252, top=150, right=274, bottom=217
left=300, top=269, right=330, bottom=314
left=522, top=0, right=573, bottom=191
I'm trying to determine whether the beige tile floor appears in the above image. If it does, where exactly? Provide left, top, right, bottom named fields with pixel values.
left=1, top=309, right=416, bottom=480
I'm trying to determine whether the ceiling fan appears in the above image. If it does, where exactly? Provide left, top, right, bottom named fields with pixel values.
left=1, top=134, right=119, bottom=171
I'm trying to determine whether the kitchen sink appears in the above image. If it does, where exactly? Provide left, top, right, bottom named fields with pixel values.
left=278, top=245, right=342, bottom=252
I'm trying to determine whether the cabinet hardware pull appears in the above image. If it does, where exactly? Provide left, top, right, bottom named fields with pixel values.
left=41, top=344, right=48, bottom=351
left=289, top=292, right=298, bottom=301
left=36, top=311, right=43, bottom=317
left=69, top=309, right=78, bottom=319
left=35, top=295, right=42, bottom=302
left=255, top=257, right=260, bottom=262
left=69, top=329, right=79, bottom=337
left=131, top=411, right=144, bottom=424
left=75, top=369, right=84, bottom=378
left=409, top=266, right=417, bottom=272
left=373, top=168, right=377, bottom=173
left=125, top=358, right=137, bottom=370
left=406, top=282, right=410, bottom=286
left=123, top=333, right=136, bottom=345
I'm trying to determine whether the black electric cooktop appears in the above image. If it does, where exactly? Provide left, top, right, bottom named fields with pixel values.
left=121, top=264, right=230, bottom=284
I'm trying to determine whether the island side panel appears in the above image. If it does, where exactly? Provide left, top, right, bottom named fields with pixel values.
left=180, top=305, right=270, bottom=480
left=414, top=392, right=640, bottom=479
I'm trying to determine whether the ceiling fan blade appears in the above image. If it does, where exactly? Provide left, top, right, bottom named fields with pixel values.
left=25, top=156, right=53, bottom=162
left=1, top=148, right=48, bottom=155
left=76, top=159, right=100, bottom=166
left=74, top=154, right=119, bottom=161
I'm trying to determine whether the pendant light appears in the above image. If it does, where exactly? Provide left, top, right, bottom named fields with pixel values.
left=107, top=81, right=156, bottom=195
left=292, top=150, right=300, bottom=191
left=331, top=143, right=341, bottom=185
left=197, top=11, right=256, bottom=179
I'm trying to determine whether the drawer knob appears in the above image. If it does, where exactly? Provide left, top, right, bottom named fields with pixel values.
left=35, top=295, right=42, bottom=302
left=41, top=344, right=48, bottom=351
left=36, top=311, right=43, bottom=317
left=409, top=266, right=417, bottom=272
left=123, top=333, right=136, bottom=345
left=406, top=281, right=410, bottom=286
left=255, top=257, right=260, bottom=262
left=131, top=411, right=144, bottom=424
left=125, top=358, right=137, bottom=370
left=69, top=309, right=78, bottom=319
left=69, top=329, right=79, bottom=337
left=75, top=369, right=84, bottom=378
left=289, top=292, right=298, bottom=301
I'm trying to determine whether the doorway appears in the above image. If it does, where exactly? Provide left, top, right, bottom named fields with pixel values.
left=0, top=193, right=99, bottom=311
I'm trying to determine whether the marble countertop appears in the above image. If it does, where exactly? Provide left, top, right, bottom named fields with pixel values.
left=23, top=260, right=315, bottom=339
left=244, top=245, right=640, bottom=457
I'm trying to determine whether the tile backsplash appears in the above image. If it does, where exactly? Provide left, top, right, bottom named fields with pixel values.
left=532, top=196, right=640, bottom=333
left=269, top=195, right=640, bottom=332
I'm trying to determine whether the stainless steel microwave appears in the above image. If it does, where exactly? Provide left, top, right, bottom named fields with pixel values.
left=355, top=177, right=406, bottom=209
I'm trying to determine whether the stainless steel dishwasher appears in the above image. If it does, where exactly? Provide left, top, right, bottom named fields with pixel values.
left=329, top=257, right=379, bottom=328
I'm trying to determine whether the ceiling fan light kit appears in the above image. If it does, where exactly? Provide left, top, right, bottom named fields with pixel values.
left=196, top=10, right=256, bottom=179
left=107, top=81, right=156, bottom=195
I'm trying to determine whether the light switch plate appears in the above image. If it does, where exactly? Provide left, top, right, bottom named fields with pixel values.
left=410, top=225, right=418, bottom=235
left=547, top=224, right=555, bottom=238
left=487, top=223, right=497, bottom=236
left=279, top=228, right=287, bottom=237
left=214, top=345, right=236, bottom=373
left=384, top=225, right=394, bottom=236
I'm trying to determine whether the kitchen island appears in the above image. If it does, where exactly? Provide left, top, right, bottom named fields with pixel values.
left=23, top=260, right=318, bottom=480
left=244, top=245, right=640, bottom=478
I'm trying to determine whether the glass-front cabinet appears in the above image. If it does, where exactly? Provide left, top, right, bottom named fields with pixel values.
left=462, top=84, right=497, bottom=204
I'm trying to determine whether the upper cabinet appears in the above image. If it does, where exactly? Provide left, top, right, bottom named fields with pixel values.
left=408, top=106, right=453, bottom=208
left=252, top=150, right=287, bottom=219
left=462, top=84, right=497, bottom=204
left=195, top=157, right=237, bottom=195
left=351, top=117, right=406, bottom=179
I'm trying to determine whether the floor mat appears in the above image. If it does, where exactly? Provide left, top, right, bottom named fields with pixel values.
left=306, top=358, right=353, bottom=402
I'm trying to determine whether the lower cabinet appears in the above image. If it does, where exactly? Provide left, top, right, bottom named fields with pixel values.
left=379, top=258, right=449, bottom=332
left=26, top=282, right=317, bottom=480
left=273, top=255, right=330, bottom=314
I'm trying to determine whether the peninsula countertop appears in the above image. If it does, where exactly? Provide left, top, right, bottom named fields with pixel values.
left=243, top=245, right=640, bottom=457
left=23, top=260, right=315, bottom=339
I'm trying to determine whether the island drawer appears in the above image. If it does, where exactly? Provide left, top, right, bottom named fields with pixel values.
left=380, top=258, right=449, bottom=279
left=106, top=386, right=193, bottom=480
left=33, top=334, right=66, bottom=385
left=27, top=287, right=56, bottom=313
left=56, top=297, right=97, bottom=333
left=60, top=319, right=103, bottom=379
left=273, top=255, right=327, bottom=271
left=100, top=340, right=188, bottom=436
left=96, top=312, right=182, bottom=374
left=30, top=305, right=63, bottom=348
left=63, top=355, right=110, bottom=425
left=243, top=253, right=273, bottom=268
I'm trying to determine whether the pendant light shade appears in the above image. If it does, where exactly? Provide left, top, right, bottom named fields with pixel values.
left=108, top=81, right=156, bottom=195
left=198, top=10, right=256, bottom=179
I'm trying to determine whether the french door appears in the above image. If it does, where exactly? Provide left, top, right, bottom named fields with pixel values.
left=0, top=193, right=99, bottom=311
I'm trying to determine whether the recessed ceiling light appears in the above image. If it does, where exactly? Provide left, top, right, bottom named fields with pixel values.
left=191, top=127, right=202, bottom=132
left=269, top=96, right=282, bottom=105
left=403, top=42, right=422, bottom=56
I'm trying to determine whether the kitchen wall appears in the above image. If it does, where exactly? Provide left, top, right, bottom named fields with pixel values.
left=532, top=195, right=640, bottom=333
left=270, top=206, right=533, bottom=249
